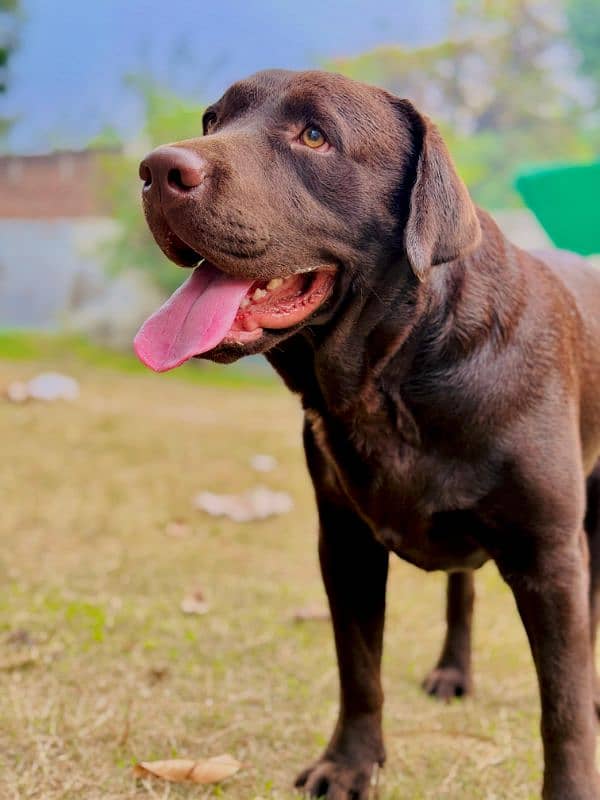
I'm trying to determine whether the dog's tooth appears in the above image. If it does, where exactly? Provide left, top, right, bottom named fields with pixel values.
left=252, top=288, right=267, bottom=301
left=267, top=278, right=283, bottom=291
left=240, top=297, right=250, bottom=309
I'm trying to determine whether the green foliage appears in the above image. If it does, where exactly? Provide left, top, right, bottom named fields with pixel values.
left=0, top=0, right=20, bottom=138
left=99, top=0, right=600, bottom=291
left=441, top=122, right=598, bottom=209
left=0, top=329, right=275, bottom=386
left=0, top=1, right=19, bottom=90
left=99, top=79, right=205, bottom=295
left=567, top=0, right=600, bottom=93
left=328, top=0, right=599, bottom=208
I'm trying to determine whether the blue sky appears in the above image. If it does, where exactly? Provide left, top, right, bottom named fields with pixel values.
left=2, top=0, right=449, bottom=153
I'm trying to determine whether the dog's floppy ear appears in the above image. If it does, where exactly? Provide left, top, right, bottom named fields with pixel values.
left=396, top=99, right=481, bottom=280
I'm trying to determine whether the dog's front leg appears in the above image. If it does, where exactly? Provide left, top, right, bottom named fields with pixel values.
left=497, top=530, right=600, bottom=800
left=295, top=497, right=388, bottom=800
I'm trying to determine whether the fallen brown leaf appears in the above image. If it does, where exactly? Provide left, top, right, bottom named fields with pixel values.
left=147, top=665, right=170, bottom=684
left=164, top=519, right=191, bottom=538
left=133, top=753, right=241, bottom=784
left=291, top=605, right=330, bottom=623
left=0, top=650, right=39, bottom=671
left=5, top=628, right=35, bottom=647
left=180, top=588, right=210, bottom=615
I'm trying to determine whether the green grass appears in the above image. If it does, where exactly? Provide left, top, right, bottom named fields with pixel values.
left=0, top=330, right=275, bottom=388
left=0, top=344, right=570, bottom=799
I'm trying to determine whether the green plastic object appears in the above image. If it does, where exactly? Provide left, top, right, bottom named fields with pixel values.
left=514, top=161, right=600, bottom=255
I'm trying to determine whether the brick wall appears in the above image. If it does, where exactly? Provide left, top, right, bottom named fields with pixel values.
left=0, top=149, right=117, bottom=219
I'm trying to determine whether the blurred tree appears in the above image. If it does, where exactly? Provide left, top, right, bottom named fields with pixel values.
left=0, top=0, right=20, bottom=139
left=100, top=1, right=600, bottom=295
left=99, top=78, right=204, bottom=294
left=567, top=0, right=600, bottom=95
left=329, top=0, right=597, bottom=207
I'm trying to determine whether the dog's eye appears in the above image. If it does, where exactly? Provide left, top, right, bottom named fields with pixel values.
left=301, top=126, right=327, bottom=149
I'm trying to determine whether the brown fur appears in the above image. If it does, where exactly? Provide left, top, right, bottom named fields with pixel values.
left=140, top=70, right=600, bottom=799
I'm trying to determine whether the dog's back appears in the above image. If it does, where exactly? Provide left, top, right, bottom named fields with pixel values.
left=532, top=248, right=600, bottom=469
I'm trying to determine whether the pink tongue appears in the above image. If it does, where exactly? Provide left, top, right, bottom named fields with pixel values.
left=134, top=263, right=253, bottom=372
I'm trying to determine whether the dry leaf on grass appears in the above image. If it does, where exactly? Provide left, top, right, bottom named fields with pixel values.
left=164, top=519, right=191, bottom=538
left=0, top=650, right=39, bottom=671
left=180, top=588, right=210, bottom=615
left=147, top=665, right=170, bottom=684
left=5, top=628, right=35, bottom=647
left=133, top=753, right=241, bottom=784
left=194, top=485, right=293, bottom=522
left=291, top=605, right=330, bottom=623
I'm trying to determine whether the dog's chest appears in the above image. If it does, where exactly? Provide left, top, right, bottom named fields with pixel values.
left=305, top=403, right=488, bottom=571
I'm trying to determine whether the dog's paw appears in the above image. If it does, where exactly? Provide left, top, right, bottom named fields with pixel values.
left=422, top=665, right=472, bottom=701
left=294, top=758, right=375, bottom=800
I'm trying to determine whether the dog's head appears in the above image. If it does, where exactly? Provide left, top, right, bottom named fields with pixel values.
left=134, top=69, right=480, bottom=370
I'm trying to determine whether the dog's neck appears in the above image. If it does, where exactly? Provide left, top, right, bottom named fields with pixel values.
left=267, top=210, right=526, bottom=421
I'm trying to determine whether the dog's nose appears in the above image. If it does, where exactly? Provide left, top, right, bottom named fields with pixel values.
left=139, top=146, right=207, bottom=197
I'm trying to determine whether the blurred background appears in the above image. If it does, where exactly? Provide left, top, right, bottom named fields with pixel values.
left=1, top=3, right=599, bottom=799
left=1, top=0, right=599, bottom=348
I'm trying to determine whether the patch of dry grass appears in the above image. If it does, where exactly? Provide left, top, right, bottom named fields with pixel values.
left=0, top=354, right=554, bottom=799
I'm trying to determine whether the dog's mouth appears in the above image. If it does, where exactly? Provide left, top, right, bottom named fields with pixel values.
left=134, top=259, right=335, bottom=372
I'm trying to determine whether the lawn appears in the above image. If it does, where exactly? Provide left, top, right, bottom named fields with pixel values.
left=0, top=338, right=552, bottom=799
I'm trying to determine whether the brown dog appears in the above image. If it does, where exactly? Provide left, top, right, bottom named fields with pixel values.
left=135, top=70, right=600, bottom=799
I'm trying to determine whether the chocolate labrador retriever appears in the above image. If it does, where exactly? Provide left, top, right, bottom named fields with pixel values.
left=135, top=69, right=600, bottom=799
